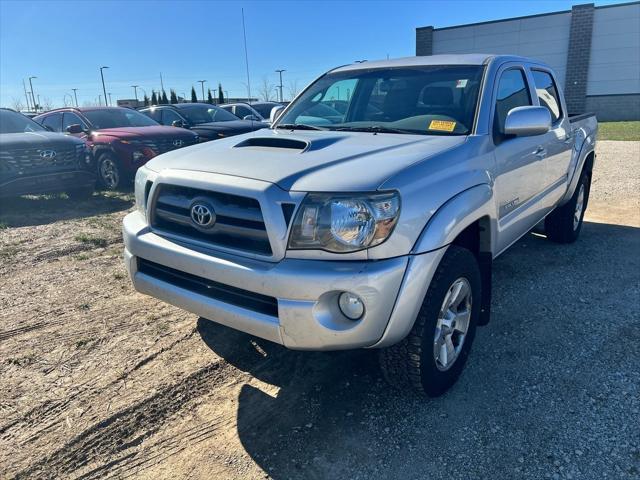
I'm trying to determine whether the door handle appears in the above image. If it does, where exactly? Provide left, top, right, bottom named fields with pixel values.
left=533, top=146, right=547, bottom=159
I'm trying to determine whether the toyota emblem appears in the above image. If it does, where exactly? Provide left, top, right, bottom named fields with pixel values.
left=190, top=202, right=216, bottom=229
left=39, top=150, right=57, bottom=159
left=173, top=139, right=184, bottom=147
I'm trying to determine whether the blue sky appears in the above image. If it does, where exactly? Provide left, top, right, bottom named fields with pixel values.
left=0, top=0, right=626, bottom=109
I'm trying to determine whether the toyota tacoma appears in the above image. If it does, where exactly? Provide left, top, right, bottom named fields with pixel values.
left=123, top=55, right=597, bottom=395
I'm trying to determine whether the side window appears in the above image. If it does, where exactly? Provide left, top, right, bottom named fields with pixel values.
left=143, top=109, right=162, bottom=123
left=495, top=69, right=532, bottom=135
left=161, top=109, right=183, bottom=125
left=531, top=70, right=562, bottom=123
left=41, top=113, right=62, bottom=132
left=62, top=112, right=86, bottom=132
left=235, top=105, right=253, bottom=118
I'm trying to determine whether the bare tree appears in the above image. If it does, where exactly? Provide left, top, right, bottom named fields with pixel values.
left=41, top=97, right=54, bottom=111
left=10, top=97, right=24, bottom=111
left=258, top=76, right=276, bottom=102
left=82, top=99, right=99, bottom=107
left=287, top=80, right=300, bottom=101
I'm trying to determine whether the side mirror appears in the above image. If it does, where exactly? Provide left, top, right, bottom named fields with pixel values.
left=269, top=105, right=285, bottom=124
left=243, top=114, right=261, bottom=121
left=171, top=120, right=188, bottom=128
left=504, top=106, right=551, bottom=137
left=66, top=124, right=84, bottom=134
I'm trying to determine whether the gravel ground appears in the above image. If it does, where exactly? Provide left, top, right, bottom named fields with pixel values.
left=0, top=141, right=638, bottom=479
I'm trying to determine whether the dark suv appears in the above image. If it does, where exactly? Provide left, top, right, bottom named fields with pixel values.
left=34, top=107, right=198, bottom=189
left=139, top=103, right=266, bottom=142
left=0, top=108, right=94, bottom=198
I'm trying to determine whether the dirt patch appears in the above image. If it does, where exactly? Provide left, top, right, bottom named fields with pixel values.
left=1, top=143, right=639, bottom=479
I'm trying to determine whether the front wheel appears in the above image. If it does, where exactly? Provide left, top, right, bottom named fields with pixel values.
left=379, top=246, right=481, bottom=396
left=97, top=153, right=123, bottom=190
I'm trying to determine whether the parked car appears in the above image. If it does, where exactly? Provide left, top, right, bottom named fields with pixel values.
left=123, top=55, right=597, bottom=396
left=34, top=107, right=198, bottom=190
left=139, top=103, right=266, bottom=142
left=0, top=108, right=94, bottom=199
left=220, top=102, right=269, bottom=122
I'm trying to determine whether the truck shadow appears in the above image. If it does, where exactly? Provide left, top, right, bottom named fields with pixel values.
left=196, top=220, right=640, bottom=479
left=0, top=190, right=133, bottom=228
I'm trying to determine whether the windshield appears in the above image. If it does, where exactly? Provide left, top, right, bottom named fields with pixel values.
left=177, top=105, right=239, bottom=124
left=83, top=108, right=159, bottom=129
left=0, top=109, right=46, bottom=134
left=277, top=65, right=485, bottom=135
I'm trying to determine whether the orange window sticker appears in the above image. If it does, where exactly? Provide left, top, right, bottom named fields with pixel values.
left=428, top=120, right=456, bottom=132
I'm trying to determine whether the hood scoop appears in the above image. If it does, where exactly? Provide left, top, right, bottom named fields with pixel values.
left=233, top=137, right=309, bottom=151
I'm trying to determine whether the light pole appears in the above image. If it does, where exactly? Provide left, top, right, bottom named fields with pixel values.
left=197, top=80, right=207, bottom=102
left=28, top=76, right=37, bottom=112
left=22, top=79, right=31, bottom=111
left=72, top=88, right=79, bottom=107
left=108, top=93, right=113, bottom=106
left=131, top=85, right=139, bottom=102
left=98, top=94, right=102, bottom=106
left=99, top=66, right=109, bottom=106
left=275, top=69, right=285, bottom=102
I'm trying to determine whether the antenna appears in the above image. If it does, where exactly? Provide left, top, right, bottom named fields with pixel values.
left=241, top=8, right=252, bottom=104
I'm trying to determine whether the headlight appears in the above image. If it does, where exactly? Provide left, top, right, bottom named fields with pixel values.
left=134, top=167, right=153, bottom=214
left=288, top=192, right=400, bottom=253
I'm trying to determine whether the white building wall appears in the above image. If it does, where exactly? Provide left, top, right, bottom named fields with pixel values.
left=587, top=3, right=640, bottom=95
left=432, top=12, right=571, bottom=86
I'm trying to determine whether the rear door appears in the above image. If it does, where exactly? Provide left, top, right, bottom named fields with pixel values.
left=529, top=68, right=573, bottom=196
left=492, top=65, right=548, bottom=253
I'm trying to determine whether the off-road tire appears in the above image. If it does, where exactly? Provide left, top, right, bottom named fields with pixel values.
left=379, top=246, right=481, bottom=396
left=545, top=170, right=591, bottom=243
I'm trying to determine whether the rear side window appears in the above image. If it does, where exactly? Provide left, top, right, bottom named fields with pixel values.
left=41, top=113, right=62, bottom=132
left=494, top=69, right=532, bottom=134
left=531, top=70, right=562, bottom=123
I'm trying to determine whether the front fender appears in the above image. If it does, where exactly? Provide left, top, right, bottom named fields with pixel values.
left=412, top=183, right=495, bottom=254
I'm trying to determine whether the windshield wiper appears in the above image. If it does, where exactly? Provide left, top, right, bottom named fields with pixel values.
left=330, top=125, right=422, bottom=135
left=275, top=123, right=327, bottom=131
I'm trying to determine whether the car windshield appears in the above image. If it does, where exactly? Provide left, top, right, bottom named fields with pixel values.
left=277, top=65, right=485, bottom=135
left=0, top=109, right=46, bottom=134
left=252, top=103, right=278, bottom=118
left=83, top=108, right=159, bottom=129
left=177, top=105, right=239, bottom=124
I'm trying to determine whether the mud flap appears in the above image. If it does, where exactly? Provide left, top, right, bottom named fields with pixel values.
left=478, top=252, right=492, bottom=326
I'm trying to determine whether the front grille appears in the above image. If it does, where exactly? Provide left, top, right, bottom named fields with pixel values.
left=137, top=258, right=278, bottom=317
left=151, top=184, right=272, bottom=255
left=140, top=137, right=195, bottom=154
left=0, top=144, right=82, bottom=174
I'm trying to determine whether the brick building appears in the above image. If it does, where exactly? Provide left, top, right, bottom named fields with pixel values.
left=416, top=2, right=640, bottom=121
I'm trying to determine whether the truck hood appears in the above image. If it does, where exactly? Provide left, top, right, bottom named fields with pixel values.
left=145, top=129, right=467, bottom=191
left=0, top=131, right=84, bottom=149
left=92, top=126, right=196, bottom=140
left=193, top=119, right=266, bottom=134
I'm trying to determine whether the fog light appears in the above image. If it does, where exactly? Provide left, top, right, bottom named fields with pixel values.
left=338, top=292, right=364, bottom=320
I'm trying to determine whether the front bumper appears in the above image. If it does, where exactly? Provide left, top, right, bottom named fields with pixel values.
left=0, top=170, right=95, bottom=198
left=123, top=211, right=445, bottom=350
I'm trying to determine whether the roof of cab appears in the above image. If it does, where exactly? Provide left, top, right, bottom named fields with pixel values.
left=331, top=54, right=537, bottom=73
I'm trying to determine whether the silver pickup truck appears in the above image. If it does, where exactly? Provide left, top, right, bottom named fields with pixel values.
left=123, top=54, right=597, bottom=396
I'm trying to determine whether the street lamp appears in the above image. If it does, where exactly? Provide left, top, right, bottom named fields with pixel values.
left=275, top=69, right=286, bottom=102
left=72, top=88, right=79, bottom=107
left=28, top=76, right=37, bottom=112
left=197, top=80, right=207, bottom=102
left=108, top=93, right=113, bottom=106
left=99, top=66, right=109, bottom=106
left=131, top=85, right=139, bottom=102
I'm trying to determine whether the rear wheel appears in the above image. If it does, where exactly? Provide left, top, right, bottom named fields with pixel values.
left=379, top=246, right=481, bottom=396
left=97, top=153, right=123, bottom=190
left=545, top=170, right=591, bottom=243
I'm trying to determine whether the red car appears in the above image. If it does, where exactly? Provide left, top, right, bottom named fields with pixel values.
left=34, top=107, right=199, bottom=189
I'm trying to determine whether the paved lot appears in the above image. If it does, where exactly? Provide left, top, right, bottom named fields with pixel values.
left=0, top=141, right=638, bottom=479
